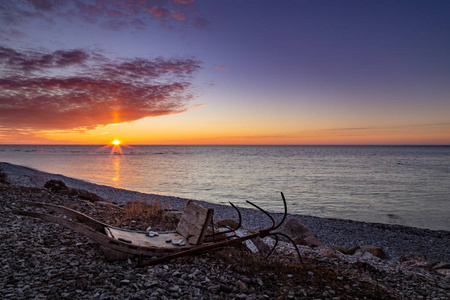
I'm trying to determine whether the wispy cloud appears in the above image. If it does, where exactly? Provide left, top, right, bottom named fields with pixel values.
left=0, top=0, right=207, bottom=35
left=0, top=47, right=201, bottom=132
left=215, top=65, right=228, bottom=71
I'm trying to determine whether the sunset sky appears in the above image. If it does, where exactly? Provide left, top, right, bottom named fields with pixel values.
left=1, top=0, right=449, bottom=145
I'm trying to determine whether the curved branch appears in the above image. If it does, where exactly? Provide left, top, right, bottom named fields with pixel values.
left=266, top=234, right=279, bottom=259
left=229, top=202, right=242, bottom=231
left=272, top=232, right=303, bottom=265
left=272, top=192, right=288, bottom=231
left=246, top=200, right=275, bottom=232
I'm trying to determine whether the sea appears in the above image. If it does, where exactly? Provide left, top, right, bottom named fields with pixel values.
left=1, top=145, right=449, bottom=231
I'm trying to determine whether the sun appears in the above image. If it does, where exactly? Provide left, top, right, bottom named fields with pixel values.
left=112, top=139, right=121, bottom=145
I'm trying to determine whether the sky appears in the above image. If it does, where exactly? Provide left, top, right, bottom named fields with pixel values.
left=0, top=0, right=449, bottom=145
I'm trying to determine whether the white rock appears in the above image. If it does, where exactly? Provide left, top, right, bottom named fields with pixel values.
left=171, top=239, right=186, bottom=246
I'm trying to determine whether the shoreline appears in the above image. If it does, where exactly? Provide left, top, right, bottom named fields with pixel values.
left=1, top=161, right=449, bottom=262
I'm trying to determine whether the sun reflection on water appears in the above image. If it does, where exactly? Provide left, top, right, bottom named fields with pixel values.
left=111, top=155, right=121, bottom=186
left=93, top=139, right=137, bottom=187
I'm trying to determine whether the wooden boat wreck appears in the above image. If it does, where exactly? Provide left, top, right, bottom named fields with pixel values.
left=13, top=192, right=302, bottom=265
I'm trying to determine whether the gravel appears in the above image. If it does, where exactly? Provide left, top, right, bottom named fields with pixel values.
left=1, top=161, right=449, bottom=299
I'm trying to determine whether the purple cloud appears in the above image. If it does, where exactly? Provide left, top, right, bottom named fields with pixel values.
left=215, top=65, right=228, bottom=71
left=0, top=47, right=201, bottom=131
left=153, top=8, right=171, bottom=20
left=0, top=0, right=209, bottom=34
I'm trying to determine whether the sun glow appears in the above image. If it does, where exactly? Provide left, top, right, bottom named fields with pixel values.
left=112, top=139, right=121, bottom=145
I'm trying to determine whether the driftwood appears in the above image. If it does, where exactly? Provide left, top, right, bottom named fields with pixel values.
left=13, top=193, right=302, bottom=265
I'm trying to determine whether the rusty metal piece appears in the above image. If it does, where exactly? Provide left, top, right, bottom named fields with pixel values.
left=139, top=231, right=261, bottom=266
left=207, top=201, right=243, bottom=238
left=246, top=200, right=276, bottom=236
left=266, top=233, right=279, bottom=258
left=272, top=192, right=288, bottom=231
left=228, top=202, right=242, bottom=231
left=269, top=232, right=304, bottom=264
left=248, top=192, right=304, bottom=264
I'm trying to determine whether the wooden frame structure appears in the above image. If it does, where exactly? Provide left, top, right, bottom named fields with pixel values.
left=13, top=193, right=303, bottom=265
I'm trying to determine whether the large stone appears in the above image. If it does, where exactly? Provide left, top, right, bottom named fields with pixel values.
left=292, top=237, right=307, bottom=246
left=70, top=188, right=104, bottom=202
left=280, top=218, right=315, bottom=239
left=304, top=235, right=324, bottom=247
left=359, top=246, right=388, bottom=259
left=251, top=237, right=272, bottom=254
left=0, top=169, right=9, bottom=184
left=350, top=246, right=388, bottom=259
left=216, top=219, right=240, bottom=230
left=44, top=180, right=69, bottom=192
left=332, top=246, right=348, bottom=254
left=346, top=246, right=360, bottom=255
left=44, top=180, right=103, bottom=202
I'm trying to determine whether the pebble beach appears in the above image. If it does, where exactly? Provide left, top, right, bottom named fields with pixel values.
left=1, top=162, right=449, bottom=299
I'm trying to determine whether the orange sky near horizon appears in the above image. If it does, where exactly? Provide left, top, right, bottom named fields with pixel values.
left=2, top=112, right=449, bottom=145
left=1, top=1, right=449, bottom=146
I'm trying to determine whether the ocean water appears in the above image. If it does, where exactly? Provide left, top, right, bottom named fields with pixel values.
left=1, top=145, right=449, bottom=231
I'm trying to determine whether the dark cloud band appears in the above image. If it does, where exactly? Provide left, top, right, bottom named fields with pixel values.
left=0, top=47, right=201, bottom=131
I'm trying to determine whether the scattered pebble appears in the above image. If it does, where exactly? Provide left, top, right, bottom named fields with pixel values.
left=0, top=162, right=448, bottom=299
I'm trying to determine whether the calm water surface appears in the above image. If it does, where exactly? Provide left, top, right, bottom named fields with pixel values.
left=1, top=145, right=449, bottom=231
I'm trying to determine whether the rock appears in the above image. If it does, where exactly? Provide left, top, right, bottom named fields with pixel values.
left=70, top=188, right=104, bottom=202
left=320, top=249, right=340, bottom=259
left=304, top=236, right=324, bottom=247
left=172, top=239, right=186, bottom=246
left=216, top=219, right=240, bottom=230
left=251, top=237, right=271, bottom=254
left=44, top=180, right=69, bottom=192
left=402, top=253, right=427, bottom=262
left=280, top=218, right=315, bottom=239
left=44, top=180, right=104, bottom=202
left=208, top=284, right=221, bottom=293
left=347, top=246, right=360, bottom=255
left=236, top=280, right=248, bottom=293
left=332, top=246, right=347, bottom=254
left=168, top=285, right=180, bottom=293
left=0, top=169, right=9, bottom=184
left=356, top=250, right=379, bottom=260
left=292, top=237, right=307, bottom=245
left=359, top=246, right=388, bottom=259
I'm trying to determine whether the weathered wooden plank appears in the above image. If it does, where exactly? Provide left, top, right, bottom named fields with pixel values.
left=105, top=227, right=186, bottom=249
left=196, top=209, right=213, bottom=245
left=178, top=202, right=209, bottom=223
left=176, top=201, right=213, bottom=245
left=177, top=219, right=202, bottom=244
left=13, top=210, right=199, bottom=258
